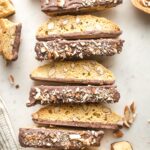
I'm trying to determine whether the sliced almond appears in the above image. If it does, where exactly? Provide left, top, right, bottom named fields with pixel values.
left=130, top=102, right=136, bottom=114
left=124, top=106, right=130, bottom=123
left=123, top=119, right=130, bottom=128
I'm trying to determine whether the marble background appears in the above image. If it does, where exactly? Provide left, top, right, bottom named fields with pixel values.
left=0, top=0, right=150, bottom=149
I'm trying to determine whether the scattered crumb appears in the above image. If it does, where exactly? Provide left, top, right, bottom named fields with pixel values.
left=8, top=74, right=20, bottom=89
left=15, top=84, right=20, bottom=89
left=8, top=74, right=15, bottom=85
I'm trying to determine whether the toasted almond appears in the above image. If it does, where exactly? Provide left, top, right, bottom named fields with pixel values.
left=124, top=106, right=130, bottom=123
left=130, top=102, right=136, bottom=114
left=123, top=119, right=130, bottom=128
left=113, top=130, right=124, bottom=138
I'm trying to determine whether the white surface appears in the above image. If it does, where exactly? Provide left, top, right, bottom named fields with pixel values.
left=0, top=0, right=150, bottom=149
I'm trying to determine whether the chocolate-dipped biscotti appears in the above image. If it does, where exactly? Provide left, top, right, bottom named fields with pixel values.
left=30, top=60, right=115, bottom=85
left=0, top=19, right=22, bottom=61
left=32, top=103, right=123, bottom=130
left=35, top=39, right=124, bottom=61
left=19, top=127, right=104, bottom=149
left=0, top=0, right=15, bottom=18
left=132, top=0, right=150, bottom=14
left=27, top=85, right=120, bottom=107
left=36, top=15, right=122, bottom=41
left=40, top=0, right=123, bottom=16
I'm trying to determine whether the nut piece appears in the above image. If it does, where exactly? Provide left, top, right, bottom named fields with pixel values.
left=111, top=141, right=133, bottom=150
left=123, top=102, right=137, bottom=128
left=113, top=130, right=124, bottom=138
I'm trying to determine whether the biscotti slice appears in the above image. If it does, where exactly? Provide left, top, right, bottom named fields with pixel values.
left=30, top=60, right=115, bottom=85
left=40, top=0, right=123, bottom=16
left=0, top=19, right=22, bottom=61
left=35, top=39, right=124, bottom=61
left=0, top=0, right=15, bottom=18
left=27, top=85, right=120, bottom=107
left=111, top=141, right=133, bottom=150
left=19, top=127, right=104, bottom=149
left=36, top=15, right=122, bottom=41
left=32, top=104, right=123, bottom=130
left=132, top=0, right=150, bottom=14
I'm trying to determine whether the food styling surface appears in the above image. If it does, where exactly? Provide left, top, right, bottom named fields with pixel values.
left=0, top=0, right=150, bottom=149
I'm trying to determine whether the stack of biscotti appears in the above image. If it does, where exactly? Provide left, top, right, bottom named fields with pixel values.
left=0, top=0, right=22, bottom=61
left=19, top=2, right=124, bottom=150
left=19, top=61, right=123, bottom=149
left=35, top=15, right=124, bottom=61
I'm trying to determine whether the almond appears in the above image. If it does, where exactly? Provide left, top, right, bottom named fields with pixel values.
left=113, top=130, right=124, bottom=138
left=48, top=68, right=55, bottom=76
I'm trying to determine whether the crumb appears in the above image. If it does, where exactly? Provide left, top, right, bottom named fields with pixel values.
left=8, top=74, right=15, bottom=85
left=15, top=84, right=20, bottom=89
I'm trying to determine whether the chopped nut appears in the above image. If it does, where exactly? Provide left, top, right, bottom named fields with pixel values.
left=83, top=65, right=90, bottom=72
left=63, top=19, right=68, bottom=25
left=102, top=107, right=111, bottom=114
left=124, top=106, right=130, bottom=123
left=76, top=17, right=80, bottom=24
left=71, top=63, right=75, bottom=68
left=113, top=130, right=124, bottom=138
left=57, top=0, right=65, bottom=7
left=49, top=68, right=55, bottom=76
left=48, top=22, right=54, bottom=30
left=69, top=134, right=81, bottom=140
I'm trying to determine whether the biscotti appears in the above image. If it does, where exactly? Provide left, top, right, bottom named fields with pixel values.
left=35, top=39, right=124, bottom=61
left=30, top=60, right=115, bottom=85
left=111, top=141, right=133, bottom=150
left=132, top=0, right=150, bottom=14
left=32, top=103, right=123, bottom=130
left=40, top=0, right=123, bottom=16
left=0, top=19, right=22, bottom=61
left=36, top=15, right=122, bottom=41
left=0, top=0, right=15, bottom=18
left=19, top=127, right=104, bottom=149
left=27, top=85, right=120, bottom=107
